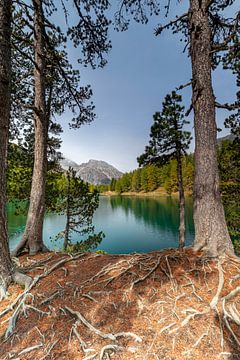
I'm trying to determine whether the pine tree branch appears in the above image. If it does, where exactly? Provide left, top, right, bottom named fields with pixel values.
left=185, top=104, right=193, bottom=117
left=11, top=41, right=39, bottom=70
left=13, top=99, right=41, bottom=116
left=211, top=38, right=236, bottom=53
left=13, top=0, right=33, bottom=10
left=42, top=30, right=85, bottom=115
left=211, top=12, right=240, bottom=53
left=176, top=81, right=192, bottom=91
left=155, top=13, right=188, bottom=36
left=215, top=102, right=239, bottom=111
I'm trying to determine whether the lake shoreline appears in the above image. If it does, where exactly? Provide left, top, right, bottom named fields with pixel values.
left=102, top=188, right=192, bottom=197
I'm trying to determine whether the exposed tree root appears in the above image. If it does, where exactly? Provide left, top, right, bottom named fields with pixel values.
left=1, top=253, right=87, bottom=338
left=12, top=271, right=32, bottom=289
left=130, top=256, right=162, bottom=289
left=18, top=343, right=43, bottom=356
left=99, top=344, right=123, bottom=360
left=0, top=270, right=32, bottom=302
left=65, top=306, right=142, bottom=343
left=65, top=305, right=141, bottom=359
left=210, top=260, right=224, bottom=309
left=11, top=239, right=50, bottom=258
left=0, top=284, right=9, bottom=302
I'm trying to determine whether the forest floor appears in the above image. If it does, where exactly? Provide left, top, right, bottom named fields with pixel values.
left=0, top=248, right=240, bottom=359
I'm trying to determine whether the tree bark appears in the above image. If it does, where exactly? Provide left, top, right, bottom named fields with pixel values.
left=189, top=0, right=234, bottom=256
left=0, top=0, right=13, bottom=298
left=12, top=0, right=48, bottom=256
left=64, top=171, right=71, bottom=250
left=176, top=152, right=185, bottom=250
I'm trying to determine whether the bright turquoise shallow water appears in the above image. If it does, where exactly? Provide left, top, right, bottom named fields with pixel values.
left=7, top=196, right=194, bottom=254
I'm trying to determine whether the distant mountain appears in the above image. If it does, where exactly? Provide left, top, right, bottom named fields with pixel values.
left=60, top=158, right=122, bottom=185
left=60, top=158, right=79, bottom=170
left=217, top=134, right=235, bottom=143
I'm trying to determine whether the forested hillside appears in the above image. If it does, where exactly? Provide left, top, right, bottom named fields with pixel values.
left=108, top=155, right=194, bottom=194
left=98, top=139, right=239, bottom=196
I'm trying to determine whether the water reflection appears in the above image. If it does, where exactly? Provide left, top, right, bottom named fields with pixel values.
left=109, top=195, right=194, bottom=236
left=8, top=196, right=194, bottom=254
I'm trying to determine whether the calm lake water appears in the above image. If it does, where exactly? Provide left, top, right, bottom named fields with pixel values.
left=7, top=196, right=194, bottom=254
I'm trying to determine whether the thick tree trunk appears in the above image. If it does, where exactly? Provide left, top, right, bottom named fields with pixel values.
left=12, top=0, right=48, bottom=256
left=189, top=0, right=234, bottom=256
left=0, top=0, right=13, bottom=298
left=176, top=154, right=185, bottom=250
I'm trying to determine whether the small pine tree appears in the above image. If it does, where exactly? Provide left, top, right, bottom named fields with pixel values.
left=138, top=91, right=192, bottom=249
left=56, top=167, right=104, bottom=251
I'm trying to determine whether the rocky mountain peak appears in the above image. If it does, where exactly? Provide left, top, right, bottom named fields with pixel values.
left=60, top=158, right=122, bottom=185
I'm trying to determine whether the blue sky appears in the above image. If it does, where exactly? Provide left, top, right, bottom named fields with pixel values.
left=58, top=2, right=237, bottom=172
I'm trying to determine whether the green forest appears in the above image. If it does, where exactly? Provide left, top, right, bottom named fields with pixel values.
left=98, top=139, right=239, bottom=197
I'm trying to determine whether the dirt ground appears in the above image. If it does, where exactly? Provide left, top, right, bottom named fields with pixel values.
left=0, top=248, right=240, bottom=359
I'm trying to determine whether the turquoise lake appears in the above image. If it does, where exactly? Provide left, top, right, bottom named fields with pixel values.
left=8, top=196, right=194, bottom=254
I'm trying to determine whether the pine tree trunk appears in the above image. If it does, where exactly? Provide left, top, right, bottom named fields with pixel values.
left=64, top=194, right=70, bottom=249
left=64, top=170, right=71, bottom=250
left=176, top=154, right=185, bottom=250
left=12, top=0, right=48, bottom=256
left=64, top=216, right=70, bottom=250
left=0, top=0, right=13, bottom=298
left=189, top=0, right=234, bottom=256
